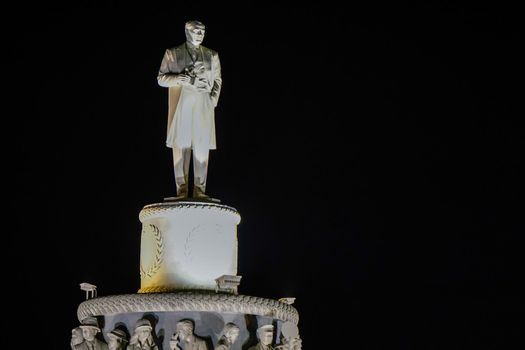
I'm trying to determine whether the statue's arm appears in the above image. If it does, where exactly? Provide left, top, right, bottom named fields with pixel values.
left=158, top=49, right=188, bottom=87
left=210, top=52, right=222, bottom=107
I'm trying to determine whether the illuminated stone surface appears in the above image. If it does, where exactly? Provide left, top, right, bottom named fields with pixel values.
left=139, top=201, right=240, bottom=293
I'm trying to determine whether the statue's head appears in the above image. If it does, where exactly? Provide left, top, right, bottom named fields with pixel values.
left=134, top=318, right=153, bottom=343
left=256, top=324, right=274, bottom=346
left=107, top=328, right=128, bottom=350
left=176, top=319, right=194, bottom=341
left=281, top=321, right=299, bottom=346
left=283, top=336, right=302, bottom=350
left=223, top=323, right=240, bottom=344
left=71, top=327, right=84, bottom=346
left=185, top=20, right=205, bottom=46
left=79, top=316, right=100, bottom=341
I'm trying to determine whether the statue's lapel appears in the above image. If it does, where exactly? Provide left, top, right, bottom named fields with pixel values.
left=175, top=44, right=188, bottom=71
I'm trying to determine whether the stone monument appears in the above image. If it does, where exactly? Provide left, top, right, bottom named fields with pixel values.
left=71, top=20, right=301, bottom=350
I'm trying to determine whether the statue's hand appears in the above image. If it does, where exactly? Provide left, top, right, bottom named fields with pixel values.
left=169, top=334, right=181, bottom=350
left=176, top=74, right=192, bottom=86
left=195, top=77, right=211, bottom=93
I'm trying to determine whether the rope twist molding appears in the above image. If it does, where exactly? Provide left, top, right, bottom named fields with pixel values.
left=139, top=202, right=240, bottom=222
left=77, top=292, right=299, bottom=324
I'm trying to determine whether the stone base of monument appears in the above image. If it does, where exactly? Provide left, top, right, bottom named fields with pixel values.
left=74, top=201, right=301, bottom=349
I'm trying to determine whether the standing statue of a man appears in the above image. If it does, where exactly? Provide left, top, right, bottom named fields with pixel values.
left=158, top=20, right=222, bottom=199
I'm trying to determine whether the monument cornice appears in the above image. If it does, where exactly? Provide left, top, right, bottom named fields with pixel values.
left=77, top=292, right=299, bottom=325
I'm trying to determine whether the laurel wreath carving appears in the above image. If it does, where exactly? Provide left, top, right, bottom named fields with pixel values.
left=140, top=224, right=163, bottom=279
left=182, top=223, right=224, bottom=264
left=77, top=292, right=300, bottom=324
left=184, top=225, right=200, bottom=262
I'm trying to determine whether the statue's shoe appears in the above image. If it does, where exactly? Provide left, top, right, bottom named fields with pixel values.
left=177, top=184, right=189, bottom=197
left=193, top=185, right=209, bottom=199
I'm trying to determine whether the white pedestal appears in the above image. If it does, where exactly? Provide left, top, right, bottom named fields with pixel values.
left=138, top=201, right=241, bottom=292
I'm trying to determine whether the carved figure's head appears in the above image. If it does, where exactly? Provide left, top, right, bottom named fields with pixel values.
left=134, top=318, right=153, bottom=343
left=223, top=323, right=240, bottom=344
left=257, top=324, right=274, bottom=346
left=176, top=319, right=195, bottom=341
left=107, top=328, right=128, bottom=350
left=71, top=327, right=84, bottom=346
left=79, top=316, right=101, bottom=341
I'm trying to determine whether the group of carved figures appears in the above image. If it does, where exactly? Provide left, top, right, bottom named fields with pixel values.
left=71, top=316, right=301, bottom=350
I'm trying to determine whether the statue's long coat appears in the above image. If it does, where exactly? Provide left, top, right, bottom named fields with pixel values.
left=157, top=44, right=222, bottom=152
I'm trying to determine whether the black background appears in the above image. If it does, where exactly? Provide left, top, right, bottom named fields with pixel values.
left=8, top=1, right=523, bottom=349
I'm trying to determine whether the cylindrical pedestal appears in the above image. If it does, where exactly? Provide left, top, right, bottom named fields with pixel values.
left=138, top=201, right=241, bottom=293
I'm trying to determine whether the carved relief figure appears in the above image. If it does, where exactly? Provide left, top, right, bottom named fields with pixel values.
left=248, top=325, right=274, bottom=350
left=215, top=323, right=240, bottom=350
left=275, top=336, right=302, bottom=350
left=158, top=20, right=222, bottom=199
left=71, top=327, right=84, bottom=350
left=75, top=316, right=109, bottom=350
left=169, top=319, right=208, bottom=350
left=275, top=322, right=301, bottom=350
left=107, top=328, right=128, bottom=350
left=127, top=318, right=159, bottom=350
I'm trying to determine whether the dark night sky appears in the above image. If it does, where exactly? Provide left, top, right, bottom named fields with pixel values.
left=8, top=1, right=523, bottom=349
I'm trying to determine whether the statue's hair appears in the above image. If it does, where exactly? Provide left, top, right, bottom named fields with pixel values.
left=256, top=324, right=274, bottom=337
left=185, top=20, right=205, bottom=30
left=223, top=322, right=240, bottom=335
left=176, top=319, right=194, bottom=331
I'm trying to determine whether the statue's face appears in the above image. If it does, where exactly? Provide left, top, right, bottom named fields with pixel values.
left=185, top=25, right=205, bottom=46
left=71, top=329, right=83, bottom=345
left=226, top=328, right=240, bottom=343
left=259, top=330, right=273, bottom=346
left=176, top=324, right=193, bottom=341
left=137, top=328, right=151, bottom=342
left=82, top=327, right=97, bottom=341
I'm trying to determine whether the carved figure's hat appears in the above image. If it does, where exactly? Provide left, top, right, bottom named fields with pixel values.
left=79, top=316, right=100, bottom=331
left=107, top=328, right=128, bottom=342
left=258, top=324, right=274, bottom=331
left=135, top=318, right=153, bottom=331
